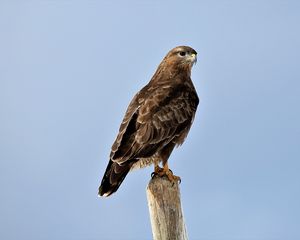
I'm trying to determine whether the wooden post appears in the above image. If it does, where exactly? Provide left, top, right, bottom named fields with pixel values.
left=146, top=176, right=188, bottom=240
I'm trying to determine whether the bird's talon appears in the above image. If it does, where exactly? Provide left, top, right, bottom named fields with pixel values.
left=151, top=172, right=157, bottom=178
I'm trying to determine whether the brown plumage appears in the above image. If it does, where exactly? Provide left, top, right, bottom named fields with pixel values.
left=98, top=46, right=199, bottom=197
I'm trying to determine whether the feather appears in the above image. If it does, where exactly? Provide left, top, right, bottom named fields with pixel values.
left=98, top=46, right=199, bottom=197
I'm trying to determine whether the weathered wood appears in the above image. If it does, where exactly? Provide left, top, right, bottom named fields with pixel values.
left=146, top=176, right=188, bottom=240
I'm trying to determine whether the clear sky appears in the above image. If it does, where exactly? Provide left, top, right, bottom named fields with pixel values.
left=0, top=1, right=299, bottom=239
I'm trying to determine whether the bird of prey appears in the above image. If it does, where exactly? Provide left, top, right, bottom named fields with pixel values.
left=98, top=46, right=199, bottom=197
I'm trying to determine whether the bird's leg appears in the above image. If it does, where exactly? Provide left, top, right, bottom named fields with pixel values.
left=152, top=162, right=181, bottom=183
left=151, top=161, right=164, bottom=178
left=162, top=162, right=181, bottom=183
left=151, top=143, right=181, bottom=183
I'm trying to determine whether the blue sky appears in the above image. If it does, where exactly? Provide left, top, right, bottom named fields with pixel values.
left=0, top=1, right=299, bottom=239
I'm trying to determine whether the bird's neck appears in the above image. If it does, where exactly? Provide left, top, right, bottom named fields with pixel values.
left=150, top=62, right=192, bottom=84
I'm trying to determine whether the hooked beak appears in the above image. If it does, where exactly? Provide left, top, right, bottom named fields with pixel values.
left=190, top=53, right=197, bottom=65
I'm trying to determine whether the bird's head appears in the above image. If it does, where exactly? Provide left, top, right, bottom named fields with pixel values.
left=164, top=46, right=197, bottom=67
left=150, top=46, right=198, bottom=83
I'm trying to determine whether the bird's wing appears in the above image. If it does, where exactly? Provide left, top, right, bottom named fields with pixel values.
left=110, top=83, right=198, bottom=164
left=136, top=84, right=198, bottom=146
left=110, top=92, right=141, bottom=160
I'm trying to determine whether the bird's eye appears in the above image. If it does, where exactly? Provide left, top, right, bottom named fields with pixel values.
left=179, top=51, right=186, bottom=56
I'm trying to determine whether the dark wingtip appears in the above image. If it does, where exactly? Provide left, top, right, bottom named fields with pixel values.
left=98, top=160, right=132, bottom=198
left=98, top=183, right=115, bottom=197
left=98, top=187, right=113, bottom=198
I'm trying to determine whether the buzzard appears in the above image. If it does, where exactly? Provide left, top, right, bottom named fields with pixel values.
left=98, top=46, right=199, bottom=197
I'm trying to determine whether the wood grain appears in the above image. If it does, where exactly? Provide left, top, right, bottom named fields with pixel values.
left=146, top=176, right=188, bottom=240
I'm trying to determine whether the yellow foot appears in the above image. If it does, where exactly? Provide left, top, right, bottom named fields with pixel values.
left=151, top=166, right=181, bottom=184
left=165, top=169, right=181, bottom=184
left=151, top=165, right=164, bottom=178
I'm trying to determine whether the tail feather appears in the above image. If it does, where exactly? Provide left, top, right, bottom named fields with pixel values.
left=98, top=160, right=133, bottom=197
